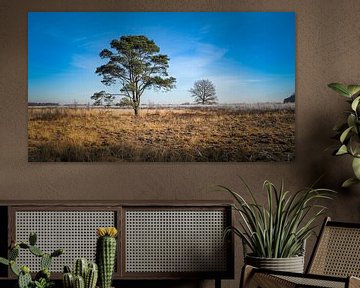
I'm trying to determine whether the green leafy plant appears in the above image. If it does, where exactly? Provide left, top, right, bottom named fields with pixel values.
left=32, top=278, right=54, bottom=288
left=220, top=179, right=334, bottom=258
left=328, top=83, right=360, bottom=187
left=0, top=232, right=63, bottom=288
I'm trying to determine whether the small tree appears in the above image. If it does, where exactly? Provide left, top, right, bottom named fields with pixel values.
left=95, top=35, right=176, bottom=116
left=91, top=91, right=116, bottom=107
left=189, top=79, right=217, bottom=105
left=118, top=97, right=132, bottom=107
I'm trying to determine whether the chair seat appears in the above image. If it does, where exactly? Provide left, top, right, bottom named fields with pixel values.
left=243, top=266, right=360, bottom=288
left=277, top=274, right=346, bottom=288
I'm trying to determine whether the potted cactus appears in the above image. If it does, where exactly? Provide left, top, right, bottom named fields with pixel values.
left=62, top=258, right=98, bottom=288
left=0, top=232, right=63, bottom=288
left=96, top=227, right=118, bottom=288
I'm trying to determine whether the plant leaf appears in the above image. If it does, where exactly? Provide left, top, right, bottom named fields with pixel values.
left=221, top=179, right=335, bottom=258
left=10, top=261, right=20, bottom=276
left=347, top=85, right=360, bottom=97
left=342, top=177, right=360, bottom=188
left=349, top=135, right=360, bottom=157
left=351, top=96, right=360, bottom=111
left=347, top=114, right=357, bottom=129
left=352, top=157, right=360, bottom=179
left=336, top=145, right=348, bottom=155
left=0, top=257, right=9, bottom=266
left=328, top=83, right=351, bottom=97
left=340, top=126, right=353, bottom=143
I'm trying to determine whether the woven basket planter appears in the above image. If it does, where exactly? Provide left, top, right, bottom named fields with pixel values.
left=245, top=254, right=305, bottom=273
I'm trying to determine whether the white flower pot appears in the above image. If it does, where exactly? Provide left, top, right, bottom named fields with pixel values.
left=245, top=254, right=305, bottom=273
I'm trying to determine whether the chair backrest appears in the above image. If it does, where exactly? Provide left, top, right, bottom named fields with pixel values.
left=307, top=217, right=360, bottom=277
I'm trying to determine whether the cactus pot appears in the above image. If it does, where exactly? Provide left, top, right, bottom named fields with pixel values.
left=245, top=254, right=304, bottom=273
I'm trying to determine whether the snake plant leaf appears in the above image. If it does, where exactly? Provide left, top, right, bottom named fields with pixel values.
left=347, top=85, right=360, bottom=97
left=351, top=96, right=360, bottom=111
left=328, top=83, right=352, bottom=97
left=352, top=157, right=360, bottom=179
left=336, top=144, right=348, bottom=155
left=342, top=177, right=360, bottom=188
left=340, top=126, right=353, bottom=143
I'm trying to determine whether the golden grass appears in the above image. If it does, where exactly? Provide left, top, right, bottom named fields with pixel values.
left=28, top=107, right=295, bottom=162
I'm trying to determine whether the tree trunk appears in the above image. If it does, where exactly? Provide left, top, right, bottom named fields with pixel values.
left=134, top=106, right=139, bottom=116
left=132, top=99, right=140, bottom=116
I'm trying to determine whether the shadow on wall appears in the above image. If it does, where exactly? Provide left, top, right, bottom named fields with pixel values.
left=300, top=108, right=344, bottom=188
left=300, top=107, right=360, bottom=220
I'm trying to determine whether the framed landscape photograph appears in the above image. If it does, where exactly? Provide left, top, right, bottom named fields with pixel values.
left=28, top=12, right=295, bottom=162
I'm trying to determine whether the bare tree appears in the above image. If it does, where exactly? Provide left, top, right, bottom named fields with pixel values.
left=189, top=79, right=217, bottom=105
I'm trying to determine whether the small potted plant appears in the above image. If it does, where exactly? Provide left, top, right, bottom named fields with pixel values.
left=96, top=227, right=118, bottom=288
left=62, top=258, right=98, bottom=288
left=328, top=82, right=360, bottom=187
left=0, top=232, right=63, bottom=288
left=220, top=179, right=334, bottom=272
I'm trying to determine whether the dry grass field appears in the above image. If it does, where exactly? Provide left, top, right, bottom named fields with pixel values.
left=28, top=106, right=295, bottom=162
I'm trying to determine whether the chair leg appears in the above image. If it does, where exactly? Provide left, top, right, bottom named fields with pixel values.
left=240, top=265, right=255, bottom=288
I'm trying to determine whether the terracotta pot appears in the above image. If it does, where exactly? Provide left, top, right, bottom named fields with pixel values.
left=245, top=254, right=304, bottom=273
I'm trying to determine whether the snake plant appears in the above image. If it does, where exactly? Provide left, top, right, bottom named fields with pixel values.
left=220, top=179, right=335, bottom=258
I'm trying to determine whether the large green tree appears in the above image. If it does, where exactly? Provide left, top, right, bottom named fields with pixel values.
left=95, top=35, right=176, bottom=116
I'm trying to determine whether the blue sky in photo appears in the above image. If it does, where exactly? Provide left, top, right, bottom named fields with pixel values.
left=28, top=12, right=295, bottom=105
